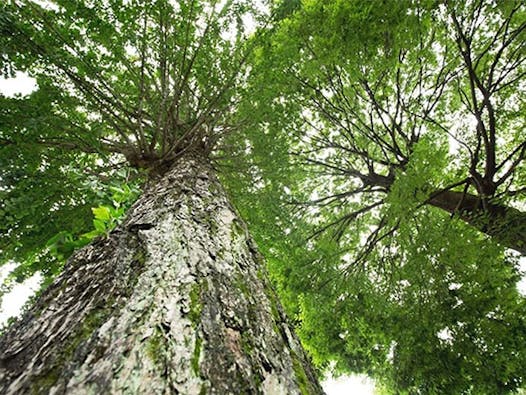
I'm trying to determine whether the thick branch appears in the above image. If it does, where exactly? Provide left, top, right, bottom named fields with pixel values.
left=428, top=190, right=526, bottom=255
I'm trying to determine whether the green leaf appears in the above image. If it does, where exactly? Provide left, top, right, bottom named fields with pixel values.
left=91, top=206, right=111, bottom=221
left=92, top=218, right=107, bottom=233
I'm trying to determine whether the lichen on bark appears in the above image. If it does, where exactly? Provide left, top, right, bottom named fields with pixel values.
left=0, top=154, right=324, bottom=394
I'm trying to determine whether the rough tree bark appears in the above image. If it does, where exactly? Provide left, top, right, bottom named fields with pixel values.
left=0, top=153, right=324, bottom=394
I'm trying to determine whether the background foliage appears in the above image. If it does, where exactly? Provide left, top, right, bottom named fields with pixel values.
left=224, top=0, right=526, bottom=393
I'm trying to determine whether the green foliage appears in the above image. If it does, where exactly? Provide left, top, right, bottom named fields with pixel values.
left=386, top=136, right=449, bottom=220
left=45, top=182, right=140, bottom=261
left=1, top=0, right=257, bottom=306
left=0, top=81, right=119, bottom=283
left=224, top=0, right=526, bottom=393
left=0, top=175, right=140, bottom=313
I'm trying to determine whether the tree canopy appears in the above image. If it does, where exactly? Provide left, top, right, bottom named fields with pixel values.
left=225, top=0, right=526, bottom=393
left=1, top=0, right=260, bottom=288
left=1, top=0, right=526, bottom=394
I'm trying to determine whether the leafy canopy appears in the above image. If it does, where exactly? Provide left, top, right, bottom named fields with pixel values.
left=0, top=0, right=262, bottom=293
left=1, top=0, right=526, bottom=393
left=226, top=0, right=526, bottom=393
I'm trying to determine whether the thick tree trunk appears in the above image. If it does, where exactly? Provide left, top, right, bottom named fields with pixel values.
left=428, top=190, right=526, bottom=255
left=0, top=154, right=324, bottom=394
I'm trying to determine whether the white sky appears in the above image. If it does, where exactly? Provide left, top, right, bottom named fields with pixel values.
left=0, top=72, right=38, bottom=97
left=0, top=262, right=42, bottom=325
left=324, top=374, right=375, bottom=394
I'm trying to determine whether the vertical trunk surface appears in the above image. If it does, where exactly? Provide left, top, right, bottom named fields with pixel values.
left=0, top=154, right=324, bottom=394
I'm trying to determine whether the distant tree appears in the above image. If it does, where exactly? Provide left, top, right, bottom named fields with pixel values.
left=282, top=0, right=525, bottom=256
left=228, top=0, right=526, bottom=393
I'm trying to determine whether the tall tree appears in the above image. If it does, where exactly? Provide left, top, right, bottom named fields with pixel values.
left=229, top=0, right=526, bottom=393
left=0, top=1, right=323, bottom=393
left=279, top=0, right=526, bottom=256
